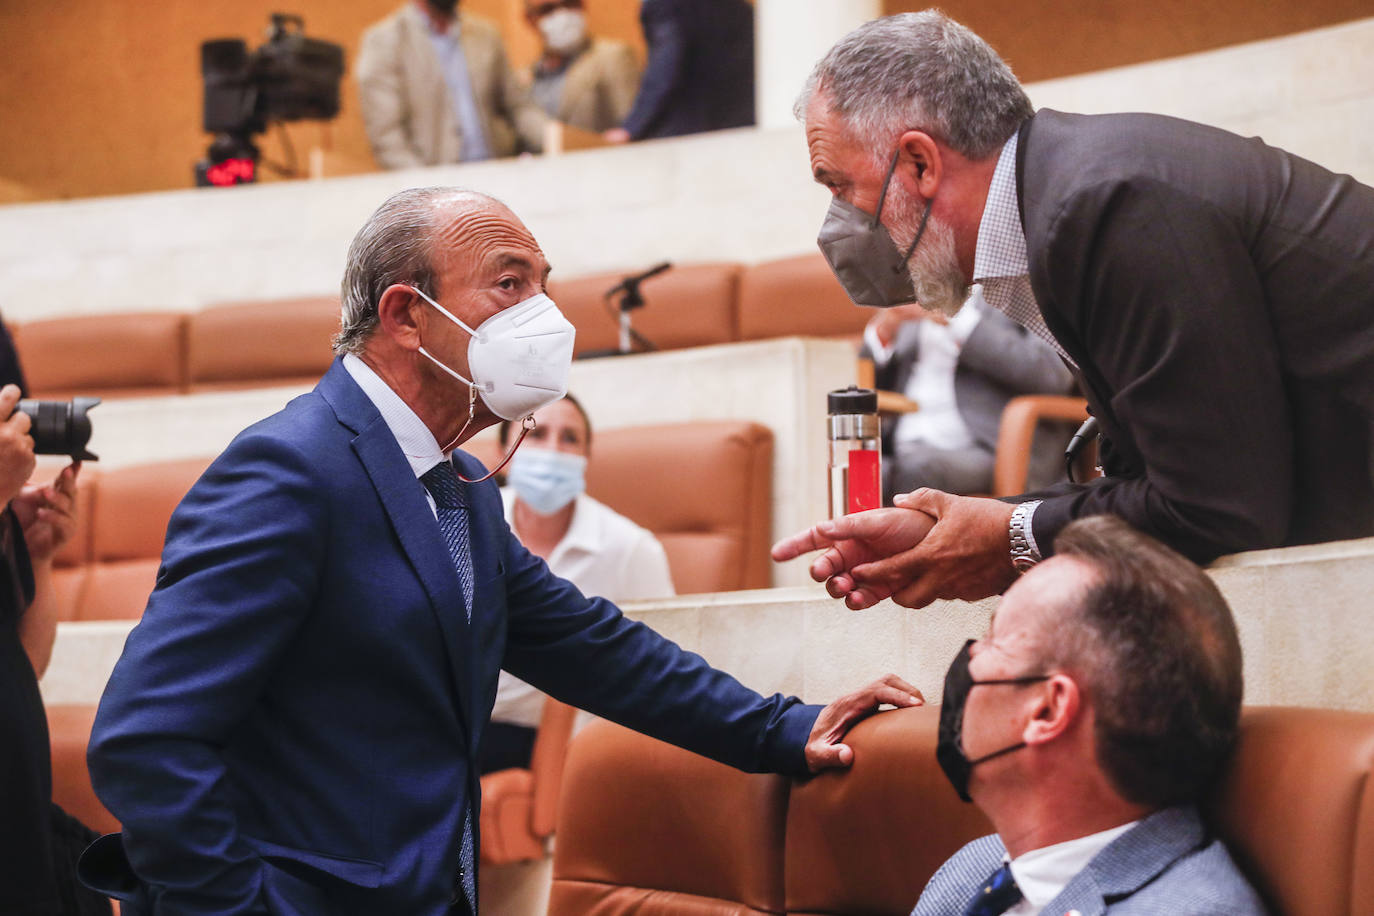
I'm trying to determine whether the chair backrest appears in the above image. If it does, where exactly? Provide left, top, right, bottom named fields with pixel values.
left=586, top=420, right=773, bottom=594
left=551, top=706, right=1374, bottom=916
left=75, top=456, right=210, bottom=620
left=1208, top=706, right=1374, bottom=916
left=186, top=296, right=340, bottom=392
left=549, top=263, right=740, bottom=357
left=15, top=312, right=188, bottom=399
left=551, top=718, right=791, bottom=915
left=467, top=419, right=775, bottom=594
left=736, top=253, right=869, bottom=343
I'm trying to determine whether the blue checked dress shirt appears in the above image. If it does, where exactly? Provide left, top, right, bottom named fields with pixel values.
left=426, top=22, right=492, bottom=162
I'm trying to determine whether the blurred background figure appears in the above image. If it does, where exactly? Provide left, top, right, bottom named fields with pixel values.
left=605, top=0, right=755, bottom=143
left=523, top=0, right=641, bottom=134
left=862, top=285, right=1074, bottom=502
left=357, top=0, right=547, bottom=169
left=484, top=393, right=675, bottom=773
left=0, top=359, right=104, bottom=915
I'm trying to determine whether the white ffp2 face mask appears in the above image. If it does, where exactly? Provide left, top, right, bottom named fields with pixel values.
left=412, top=287, right=576, bottom=423
left=538, top=9, right=587, bottom=56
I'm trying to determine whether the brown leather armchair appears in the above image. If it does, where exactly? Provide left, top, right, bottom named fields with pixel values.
left=479, top=699, right=577, bottom=864
left=550, top=705, right=1374, bottom=916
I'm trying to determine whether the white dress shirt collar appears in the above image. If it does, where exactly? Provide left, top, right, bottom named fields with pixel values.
left=1004, top=819, right=1140, bottom=914
left=342, top=353, right=446, bottom=481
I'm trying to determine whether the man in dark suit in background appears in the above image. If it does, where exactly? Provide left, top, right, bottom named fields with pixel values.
left=914, top=516, right=1265, bottom=914
left=82, top=187, right=919, bottom=915
left=775, top=10, right=1374, bottom=609
left=604, top=0, right=755, bottom=143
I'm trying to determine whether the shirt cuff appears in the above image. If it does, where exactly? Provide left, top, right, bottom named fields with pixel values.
left=863, top=322, right=895, bottom=366
left=1022, top=502, right=1043, bottom=559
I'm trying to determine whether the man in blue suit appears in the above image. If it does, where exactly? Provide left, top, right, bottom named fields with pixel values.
left=82, top=188, right=921, bottom=915
left=913, top=516, right=1265, bottom=915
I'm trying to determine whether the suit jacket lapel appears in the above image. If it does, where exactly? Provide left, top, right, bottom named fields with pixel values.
left=1042, top=806, right=1208, bottom=915
left=318, top=360, right=474, bottom=740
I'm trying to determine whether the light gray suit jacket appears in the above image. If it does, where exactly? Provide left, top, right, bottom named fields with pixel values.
left=356, top=4, right=547, bottom=168
left=865, top=306, right=1074, bottom=489
left=912, top=806, right=1267, bottom=916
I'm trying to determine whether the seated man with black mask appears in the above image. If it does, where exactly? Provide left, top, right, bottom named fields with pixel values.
left=918, top=515, right=1266, bottom=915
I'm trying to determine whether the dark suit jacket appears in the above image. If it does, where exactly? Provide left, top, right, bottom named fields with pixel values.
left=1016, top=110, right=1374, bottom=561
left=84, top=359, right=818, bottom=915
left=913, top=807, right=1266, bottom=915
left=620, top=0, right=754, bottom=140
left=864, top=308, right=1074, bottom=485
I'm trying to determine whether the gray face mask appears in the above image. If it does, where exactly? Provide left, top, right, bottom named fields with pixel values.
left=816, top=148, right=932, bottom=308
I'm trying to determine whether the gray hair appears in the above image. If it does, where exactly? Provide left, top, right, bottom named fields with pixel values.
left=333, top=186, right=494, bottom=355
left=796, top=11, right=1033, bottom=161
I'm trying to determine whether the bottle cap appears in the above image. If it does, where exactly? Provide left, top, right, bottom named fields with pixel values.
left=828, top=385, right=877, bottom=416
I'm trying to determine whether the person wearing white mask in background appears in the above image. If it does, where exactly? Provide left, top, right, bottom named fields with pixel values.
left=522, top=0, right=641, bottom=134
left=484, top=393, right=674, bottom=773
left=82, top=187, right=920, bottom=915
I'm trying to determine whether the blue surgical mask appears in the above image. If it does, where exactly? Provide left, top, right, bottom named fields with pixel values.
left=508, top=448, right=587, bottom=516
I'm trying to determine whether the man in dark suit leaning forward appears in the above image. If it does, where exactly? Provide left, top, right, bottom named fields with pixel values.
left=776, top=11, right=1374, bottom=609
left=915, top=516, right=1265, bottom=915
left=82, top=188, right=921, bottom=915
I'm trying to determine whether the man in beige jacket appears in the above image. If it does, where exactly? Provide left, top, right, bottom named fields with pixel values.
left=522, top=0, right=640, bottom=133
left=357, top=1, right=548, bottom=168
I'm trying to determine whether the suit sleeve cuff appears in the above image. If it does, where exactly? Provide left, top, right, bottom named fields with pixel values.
left=770, top=702, right=824, bottom=778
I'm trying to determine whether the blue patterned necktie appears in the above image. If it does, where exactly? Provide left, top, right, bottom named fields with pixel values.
left=420, top=460, right=477, bottom=911
left=963, top=862, right=1023, bottom=916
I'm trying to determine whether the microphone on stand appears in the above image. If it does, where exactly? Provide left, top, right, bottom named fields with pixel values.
left=601, top=262, right=672, bottom=355
left=603, top=261, right=672, bottom=304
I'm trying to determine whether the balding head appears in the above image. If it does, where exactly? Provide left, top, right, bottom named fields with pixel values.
left=335, top=187, right=512, bottom=355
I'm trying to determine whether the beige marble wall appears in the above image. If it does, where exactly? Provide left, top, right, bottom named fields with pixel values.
left=1, top=18, right=1370, bottom=323
left=43, top=535, right=1374, bottom=712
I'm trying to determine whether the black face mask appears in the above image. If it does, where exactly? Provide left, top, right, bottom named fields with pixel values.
left=429, top=0, right=459, bottom=14
left=936, top=639, right=1050, bottom=802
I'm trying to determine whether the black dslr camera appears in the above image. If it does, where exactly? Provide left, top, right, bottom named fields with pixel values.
left=194, top=13, right=345, bottom=187
left=18, top=397, right=100, bottom=461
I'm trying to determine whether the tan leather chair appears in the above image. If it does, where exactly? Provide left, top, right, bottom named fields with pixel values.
left=550, top=718, right=791, bottom=914
left=548, top=263, right=740, bottom=357
left=44, top=462, right=97, bottom=622
left=186, top=296, right=340, bottom=392
left=736, top=252, right=870, bottom=343
left=1209, top=707, right=1374, bottom=916
left=74, top=456, right=209, bottom=620
left=585, top=420, right=773, bottom=594
left=46, top=704, right=119, bottom=835
left=472, top=419, right=774, bottom=594
left=550, top=705, right=1374, bottom=916
left=991, top=394, right=1092, bottom=496
left=14, top=312, right=188, bottom=400
left=479, top=699, right=577, bottom=864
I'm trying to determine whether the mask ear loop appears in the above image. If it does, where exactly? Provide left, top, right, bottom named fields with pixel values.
left=872, top=147, right=934, bottom=274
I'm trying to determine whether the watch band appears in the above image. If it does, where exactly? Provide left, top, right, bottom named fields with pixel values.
left=1009, top=500, right=1043, bottom=573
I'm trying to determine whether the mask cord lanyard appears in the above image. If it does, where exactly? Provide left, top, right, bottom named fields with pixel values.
left=443, top=381, right=537, bottom=484
left=873, top=147, right=933, bottom=271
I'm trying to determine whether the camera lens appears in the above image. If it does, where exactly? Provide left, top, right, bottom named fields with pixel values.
left=16, top=397, right=100, bottom=461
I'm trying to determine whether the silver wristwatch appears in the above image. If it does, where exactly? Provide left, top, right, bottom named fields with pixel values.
left=1008, top=500, right=1043, bottom=573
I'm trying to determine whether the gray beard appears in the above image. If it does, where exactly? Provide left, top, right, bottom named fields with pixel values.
left=887, top=193, right=969, bottom=318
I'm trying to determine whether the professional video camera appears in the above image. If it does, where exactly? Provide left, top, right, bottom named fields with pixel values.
left=18, top=397, right=100, bottom=461
left=194, top=13, right=345, bottom=188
